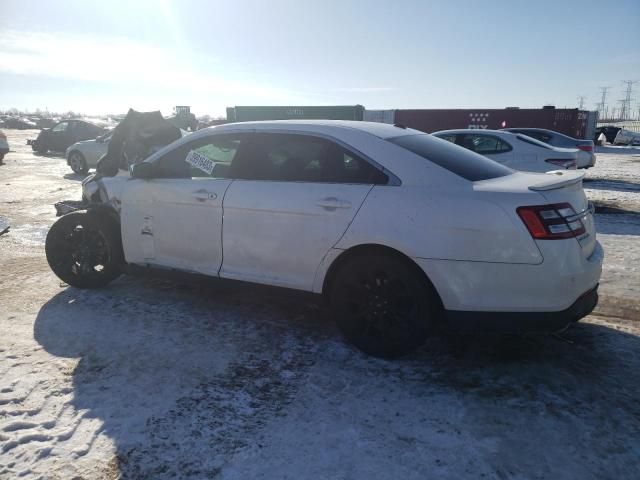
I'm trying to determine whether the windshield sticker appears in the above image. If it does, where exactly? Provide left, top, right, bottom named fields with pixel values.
left=185, top=150, right=215, bottom=175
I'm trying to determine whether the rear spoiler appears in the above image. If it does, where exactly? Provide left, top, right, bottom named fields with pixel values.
left=528, top=170, right=585, bottom=191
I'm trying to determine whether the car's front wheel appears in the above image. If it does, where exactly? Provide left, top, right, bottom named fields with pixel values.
left=45, top=211, right=123, bottom=288
left=68, top=151, right=88, bottom=175
left=329, top=251, right=441, bottom=358
left=33, top=141, right=47, bottom=154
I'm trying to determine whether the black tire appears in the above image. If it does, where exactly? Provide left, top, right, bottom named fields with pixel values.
left=33, top=141, right=47, bottom=154
left=45, top=211, right=123, bottom=289
left=68, top=151, right=88, bottom=175
left=328, top=252, right=441, bottom=358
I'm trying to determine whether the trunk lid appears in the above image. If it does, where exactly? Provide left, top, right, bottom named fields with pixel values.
left=475, top=171, right=596, bottom=258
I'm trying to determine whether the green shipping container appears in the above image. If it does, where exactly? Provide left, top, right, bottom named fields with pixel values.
left=226, top=105, right=365, bottom=122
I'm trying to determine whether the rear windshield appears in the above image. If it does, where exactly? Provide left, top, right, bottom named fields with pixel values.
left=388, top=134, right=513, bottom=181
left=515, top=134, right=553, bottom=150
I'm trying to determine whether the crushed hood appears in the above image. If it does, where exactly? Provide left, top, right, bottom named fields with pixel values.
left=96, top=109, right=182, bottom=177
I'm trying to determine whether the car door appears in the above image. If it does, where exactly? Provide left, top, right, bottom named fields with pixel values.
left=120, top=133, right=248, bottom=276
left=48, top=121, right=70, bottom=151
left=220, top=132, right=388, bottom=290
left=460, top=133, right=516, bottom=168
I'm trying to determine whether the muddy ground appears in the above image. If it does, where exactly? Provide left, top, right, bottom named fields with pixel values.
left=1, top=130, right=639, bottom=479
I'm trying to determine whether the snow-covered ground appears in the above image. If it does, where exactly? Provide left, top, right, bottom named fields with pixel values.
left=1, top=131, right=639, bottom=479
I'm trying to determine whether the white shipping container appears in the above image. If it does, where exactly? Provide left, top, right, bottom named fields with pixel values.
left=364, top=109, right=396, bottom=124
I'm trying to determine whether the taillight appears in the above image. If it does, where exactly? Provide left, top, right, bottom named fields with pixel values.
left=577, top=145, right=593, bottom=152
left=517, top=203, right=586, bottom=240
left=545, top=159, right=576, bottom=169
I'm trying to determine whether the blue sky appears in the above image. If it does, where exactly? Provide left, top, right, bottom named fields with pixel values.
left=1, top=0, right=638, bottom=116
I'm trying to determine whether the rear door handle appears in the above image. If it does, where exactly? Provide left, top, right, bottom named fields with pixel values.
left=193, top=189, right=217, bottom=201
left=316, top=197, right=351, bottom=210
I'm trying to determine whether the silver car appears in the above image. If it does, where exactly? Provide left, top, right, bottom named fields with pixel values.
left=65, top=131, right=112, bottom=174
left=501, top=128, right=596, bottom=168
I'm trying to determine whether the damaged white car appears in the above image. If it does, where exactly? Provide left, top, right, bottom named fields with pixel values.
left=46, top=120, right=603, bottom=358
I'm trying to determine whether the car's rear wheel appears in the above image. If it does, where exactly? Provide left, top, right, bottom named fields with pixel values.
left=68, top=151, right=88, bottom=175
left=329, top=252, right=441, bottom=358
left=45, top=211, right=123, bottom=288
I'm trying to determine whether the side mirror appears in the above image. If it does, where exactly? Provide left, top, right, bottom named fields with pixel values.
left=130, top=162, right=154, bottom=179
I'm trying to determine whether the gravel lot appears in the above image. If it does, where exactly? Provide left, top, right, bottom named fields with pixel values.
left=1, top=130, right=639, bottom=479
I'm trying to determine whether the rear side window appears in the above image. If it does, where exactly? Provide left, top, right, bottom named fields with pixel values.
left=460, top=134, right=512, bottom=154
left=388, top=134, right=513, bottom=181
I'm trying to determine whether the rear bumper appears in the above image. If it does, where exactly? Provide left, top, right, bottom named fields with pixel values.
left=442, top=284, right=598, bottom=333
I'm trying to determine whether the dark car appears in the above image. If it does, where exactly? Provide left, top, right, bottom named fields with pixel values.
left=29, top=120, right=106, bottom=154
left=594, top=126, right=621, bottom=144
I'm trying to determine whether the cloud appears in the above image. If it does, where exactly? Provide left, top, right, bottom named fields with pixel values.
left=0, top=29, right=302, bottom=104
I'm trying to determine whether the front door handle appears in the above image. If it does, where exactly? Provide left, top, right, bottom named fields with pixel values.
left=316, top=197, right=351, bottom=210
left=193, top=189, right=217, bottom=201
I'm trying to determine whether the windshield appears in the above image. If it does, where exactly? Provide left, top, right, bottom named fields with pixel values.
left=388, top=134, right=514, bottom=181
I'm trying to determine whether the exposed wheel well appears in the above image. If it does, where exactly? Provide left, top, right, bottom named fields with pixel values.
left=322, top=244, right=443, bottom=307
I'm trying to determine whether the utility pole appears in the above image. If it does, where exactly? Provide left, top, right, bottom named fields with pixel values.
left=577, top=95, right=586, bottom=110
left=596, top=87, right=610, bottom=119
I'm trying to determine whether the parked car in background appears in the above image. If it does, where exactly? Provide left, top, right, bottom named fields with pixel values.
left=613, top=129, right=640, bottom=146
left=594, top=126, right=621, bottom=144
left=28, top=120, right=106, bottom=154
left=432, top=129, right=578, bottom=173
left=45, top=121, right=601, bottom=358
left=65, top=131, right=112, bottom=174
left=0, top=130, right=9, bottom=165
left=501, top=128, right=595, bottom=168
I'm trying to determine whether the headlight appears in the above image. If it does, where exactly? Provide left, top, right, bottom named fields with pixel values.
left=83, top=180, right=99, bottom=199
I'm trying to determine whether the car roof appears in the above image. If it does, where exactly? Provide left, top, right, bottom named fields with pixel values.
left=503, top=127, right=552, bottom=132
left=433, top=129, right=516, bottom=136
left=196, top=120, right=420, bottom=140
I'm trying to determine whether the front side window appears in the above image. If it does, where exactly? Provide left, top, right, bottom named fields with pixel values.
left=153, top=134, right=246, bottom=178
left=52, top=122, right=69, bottom=133
left=234, top=133, right=388, bottom=184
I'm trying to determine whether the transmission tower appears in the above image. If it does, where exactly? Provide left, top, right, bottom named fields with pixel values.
left=577, top=95, right=586, bottom=110
left=596, top=87, right=610, bottom=119
left=620, top=80, right=638, bottom=120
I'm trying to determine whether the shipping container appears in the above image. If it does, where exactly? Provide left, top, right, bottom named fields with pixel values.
left=394, top=108, right=596, bottom=139
left=226, top=105, right=365, bottom=122
left=363, top=109, right=396, bottom=124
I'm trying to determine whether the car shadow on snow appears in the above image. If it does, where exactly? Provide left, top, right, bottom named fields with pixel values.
left=595, top=213, right=640, bottom=235
left=33, top=277, right=640, bottom=478
left=32, top=151, right=65, bottom=159
left=63, top=172, right=90, bottom=182
left=584, top=178, right=640, bottom=193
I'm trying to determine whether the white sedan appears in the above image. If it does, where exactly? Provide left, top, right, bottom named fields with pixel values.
left=65, top=131, right=112, bottom=174
left=45, top=121, right=602, bottom=358
left=433, top=129, right=579, bottom=173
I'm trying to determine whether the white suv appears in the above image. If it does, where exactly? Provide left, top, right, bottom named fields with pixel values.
left=45, top=121, right=603, bottom=358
